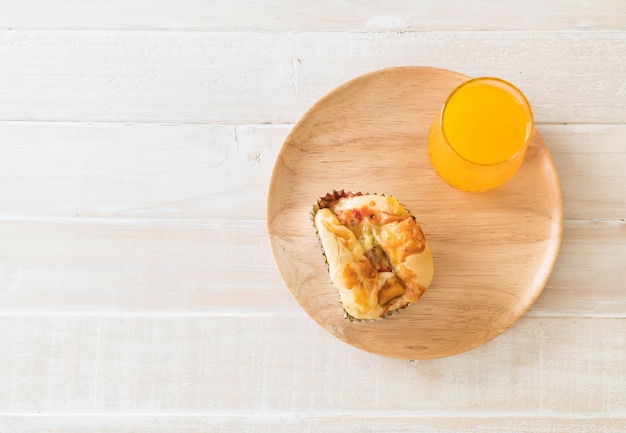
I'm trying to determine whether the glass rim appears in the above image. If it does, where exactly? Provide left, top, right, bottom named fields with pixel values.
left=440, top=76, right=534, bottom=167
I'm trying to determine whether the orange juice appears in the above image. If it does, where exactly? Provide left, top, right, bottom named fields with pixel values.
left=428, top=77, right=533, bottom=192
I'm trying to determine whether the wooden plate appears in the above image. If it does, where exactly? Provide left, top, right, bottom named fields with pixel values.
left=267, top=66, right=563, bottom=359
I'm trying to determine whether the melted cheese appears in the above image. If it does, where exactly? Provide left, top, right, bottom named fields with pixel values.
left=377, top=218, right=426, bottom=265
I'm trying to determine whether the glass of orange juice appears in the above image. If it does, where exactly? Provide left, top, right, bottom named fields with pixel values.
left=428, top=77, right=534, bottom=192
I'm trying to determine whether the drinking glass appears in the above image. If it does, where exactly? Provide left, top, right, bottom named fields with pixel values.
left=428, top=77, right=534, bottom=192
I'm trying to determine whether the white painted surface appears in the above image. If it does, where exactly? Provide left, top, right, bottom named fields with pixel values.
left=0, top=1, right=625, bottom=431
left=0, top=31, right=624, bottom=124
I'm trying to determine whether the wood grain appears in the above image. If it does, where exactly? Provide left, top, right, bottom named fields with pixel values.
left=0, top=218, right=294, bottom=316
left=2, top=0, right=624, bottom=30
left=0, top=122, right=625, bottom=220
left=0, top=219, right=623, bottom=317
left=0, top=31, right=623, bottom=124
left=1, top=416, right=625, bottom=433
left=267, top=67, right=562, bottom=359
left=0, top=122, right=284, bottom=219
left=1, top=317, right=625, bottom=413
left=536, top=219, right=626, bottom=317
left=545, top=124, right=626, bottom=220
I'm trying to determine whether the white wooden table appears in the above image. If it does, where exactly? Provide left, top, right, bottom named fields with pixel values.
left=1, top=1, right=625, bottom=431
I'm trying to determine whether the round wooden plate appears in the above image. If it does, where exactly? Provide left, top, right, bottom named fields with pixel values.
left=267, top=66, right=563, bottom=359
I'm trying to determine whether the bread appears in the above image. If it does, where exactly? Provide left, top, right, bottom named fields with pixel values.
left=313, top=191, right=434, bottom=321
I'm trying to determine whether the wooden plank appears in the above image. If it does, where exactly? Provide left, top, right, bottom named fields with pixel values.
left=0, top=415, right=625, bottom=433
left=0, top=122, right=624, bottom=220
left=0, top=316, right=625, bottom=413
left=542, top=124, right=626, bottom=220
left=0, top=218, right=295, bottom=316
left=1, top=0, right=624, bottom=31
left=0, top=31, right=623, bottom=124
left=534, top=219, right=626, bottom=317
left=0, top=122, right=286, bottom=220
left=0, top=218, right=624, bottom=317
